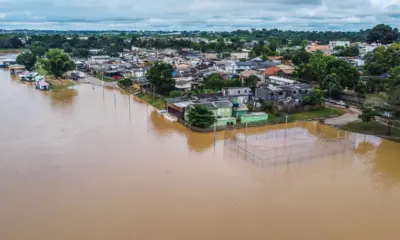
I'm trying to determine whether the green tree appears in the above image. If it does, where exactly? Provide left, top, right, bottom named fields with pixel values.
left=30, top=41, right=48, bottom=57
left=354, top=80, right=367, bottom=100
left=378, top=88, right=400, bottom=135
left=61, top=42, right=73, bottom=53
left=364, top=44, right=400, bottom=76
left=321, top=73, right=343, bottom=99
left=169, top=90, right=184, bottom=98
left=388, top=66, right=400, bottom=88
left=358, top=107, right=376, bottom=123
left=244, top=75, right=259, bottom=92
left=39, top=49, right=75, bottom=78
left=105, top=43, right=122, bottom=57
left=71, top=48, right=89, bottom=58
left=118, top=78, right=132, bottom=87
left=147, top=62, right=175, bottom=95
left=16, top=52, right=37, bottom=71
left=367, top=24, right=399, bottom=45
left=187, top=105, right=216, bottom=128
left=336, top=46, right=360, bottom=57
left=303, top=88, right=324, bottom=107
left=292, top=49, right=310, bottom=66
left=261, top=101, right=273, bottom=112
left=326, top=59, right=360, bottom=90
left=203, top=73, right=225, bottom=90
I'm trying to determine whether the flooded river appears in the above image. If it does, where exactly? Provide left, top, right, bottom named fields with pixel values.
left=1, top=68, right=400, bottom=239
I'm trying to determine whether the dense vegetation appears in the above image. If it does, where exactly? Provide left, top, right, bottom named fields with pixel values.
left=0, top=24, right=398, bottom=55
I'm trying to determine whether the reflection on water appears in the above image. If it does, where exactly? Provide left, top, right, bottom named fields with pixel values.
left=2, top=68, right=400, bottom=239
left=46, top=89, right=78, bottom=107
left=374, top=140, right=400, bottom=185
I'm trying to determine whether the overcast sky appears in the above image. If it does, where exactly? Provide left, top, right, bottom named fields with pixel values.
left=0, top=0, right=399, bottom=31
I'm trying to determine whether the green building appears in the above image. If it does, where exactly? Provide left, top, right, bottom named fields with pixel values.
left=240, top=112, right=268, bottom=124
left=185, top=100, right=236, bottom=127
left=232, top=103, right=249, bottom=118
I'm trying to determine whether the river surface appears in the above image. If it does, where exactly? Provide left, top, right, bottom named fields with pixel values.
left=1, top=68, right=400, bottom=239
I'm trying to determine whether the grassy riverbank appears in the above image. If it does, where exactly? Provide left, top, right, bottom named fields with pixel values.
left=341, top=121, right=400, bottom=142
left=135, top=93, right=166, bottom=109
left=342, top=121, right=400, bottom=136
left=45, top=76, right=74, bottom=91
left=290, top=107, right=343, bottom=121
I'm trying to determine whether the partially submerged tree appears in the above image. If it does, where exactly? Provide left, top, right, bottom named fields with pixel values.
left=16, top=52, right=37, bottom=71
left=187, top=105, right=216, bottom=128
left=39, top=49, right=75, bottom=78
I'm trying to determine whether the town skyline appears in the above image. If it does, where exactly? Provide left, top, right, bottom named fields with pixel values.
left=0, top=0, right=399, bottom=31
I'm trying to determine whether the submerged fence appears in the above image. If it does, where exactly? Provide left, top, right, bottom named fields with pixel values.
left=224, top=123, right=356, bottom=168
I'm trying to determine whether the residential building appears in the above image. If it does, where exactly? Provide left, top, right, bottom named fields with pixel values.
left=235, top=61, right=257, bottom=72
left=89, top=49, right=102, bottom=55
left=255, top=84, right=286, bottom=101
left=349, top=59, right=365, bottom=67
left=130, top=68, right=147, bottom=78
left=231, top=52, right=249, bottom=60
left=284, top=83, right=313, bottom=99
left=264, top=66, right=282, bottom=77
left=214, top=61, right=237, bottom=74
left=329, top=41, right=351, bottom=49
left=184, top=100, right=236, bottom=127
left=222, top=87, right=252, bottom=104
left=232, top=103, right=249, bottom=118
left=240, top=112, right=268, bottom=124
left=90, top=55, right=111, bottom=64
left=269, top=76, right=297, bottom=86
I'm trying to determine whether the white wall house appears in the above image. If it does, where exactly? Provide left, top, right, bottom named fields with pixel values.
left=329, top=41, right=351, bottom=49
left=214, top=61, right=237, bottom=74
left=90, top=55, right=110, bottom=64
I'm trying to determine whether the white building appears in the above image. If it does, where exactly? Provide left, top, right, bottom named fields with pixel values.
left=359, top=43, right=379, bottom=56
left=329, top=41, right=351, bottom=49
left=231, top=52, right=249, bottom=60
left=214, top=61, right=237, bottom=74
left=269, top=76, right=297, bottom=86
left=90, top=55, right=111, bottom=64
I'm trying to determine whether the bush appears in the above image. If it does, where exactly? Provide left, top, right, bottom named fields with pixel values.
left=169, top=90, right=184, bottom=98
left=118, top=78, right=133, bottom=87
left=261, top=101, right=273, bottom=112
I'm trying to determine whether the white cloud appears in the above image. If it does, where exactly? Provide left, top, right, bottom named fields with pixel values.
left=0, top=0, right=398, bottom=30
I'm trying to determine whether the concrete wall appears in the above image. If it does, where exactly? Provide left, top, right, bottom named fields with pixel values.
left=240, top=113, right=268, bottom=124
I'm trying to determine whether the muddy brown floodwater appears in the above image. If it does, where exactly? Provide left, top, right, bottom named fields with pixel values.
left=1, top=68, right=400, bottom=240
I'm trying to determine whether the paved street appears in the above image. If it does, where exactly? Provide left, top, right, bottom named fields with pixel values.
left=324, top=105, right=361, bottom=126
left=78, top=75, right=117, bottom=87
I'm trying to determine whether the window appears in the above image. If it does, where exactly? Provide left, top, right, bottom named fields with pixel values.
left=244, top=90, right=247, bottom=93
left=238, top=90, right=241, bottom=94
left=305, top=90, right=308, bottom=93
left=279, top=92, right=283, bottom=96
